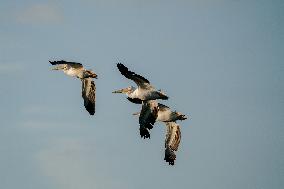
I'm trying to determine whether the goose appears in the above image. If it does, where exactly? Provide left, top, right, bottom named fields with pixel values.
left=113, top=63, right=169, bottom=138
left=112, top=63, right=168, bottom=101
left=50, top=60, right=97, bottom=115
left=134, top=103, right=187, bottom=165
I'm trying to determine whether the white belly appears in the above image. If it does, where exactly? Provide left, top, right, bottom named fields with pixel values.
left=156, top=110, right=171, bottom=122
left=64, top=68, right=78, bottom=77
left=129, top=89, right=141, bottom=99
left=129, top=89, right=158, bottom=101
left=133, top=89, right=152, bottom=100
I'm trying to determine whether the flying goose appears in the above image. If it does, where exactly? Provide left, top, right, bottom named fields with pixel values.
left=134, top=103, right=187, bottom=165
left=113, top=63, right=169, bottom=138
left=112, top=63, right=168, bottom=101
left=50, top=60, right=97, bottom=115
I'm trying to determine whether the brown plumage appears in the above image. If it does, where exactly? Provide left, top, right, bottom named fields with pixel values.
left=84, top=70, right=98, bottom=79
left=164, top=122, right=181, bottom=165
left=82, top=78, right=96, bottom=115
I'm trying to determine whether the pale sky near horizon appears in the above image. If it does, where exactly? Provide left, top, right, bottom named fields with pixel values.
left=0, top=0, right=283, bottom=189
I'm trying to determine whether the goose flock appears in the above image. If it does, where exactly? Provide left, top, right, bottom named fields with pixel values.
left=50, top=61, right=189, bottom=166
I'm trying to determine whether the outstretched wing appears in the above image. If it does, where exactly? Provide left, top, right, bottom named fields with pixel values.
left=81, top=78, right=96, bottom=115
left=117, top=63, right=153, bottom=90
left=139, top=100, right=158, bottom=138
left=49, top=60, right=83, bottom=69
left=164, top=122, right=181, bottom=165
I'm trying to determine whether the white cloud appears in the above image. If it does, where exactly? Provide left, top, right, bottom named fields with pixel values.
left=16, top=3, right=63, bottom=24
left=36, top=138, right=97, bottom=189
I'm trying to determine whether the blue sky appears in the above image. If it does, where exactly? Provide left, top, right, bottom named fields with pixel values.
left=0, top=0, right=283, bottom=189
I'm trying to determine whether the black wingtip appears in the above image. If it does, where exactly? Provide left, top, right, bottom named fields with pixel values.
left=160, top=93, right=169, bottom=100
left=164, top=148, right=176, bottom=165
left=139, top=126, right=151, bottom=139
left=85, top=103, right=95, bottom=115
left=116, top=62, right=123, bottom=68
left=165, top=159, right=175, bottom=166
left=116, top=63, right=150, bottom=84
left=163, top=96, right=169, bottom=100
left=117, top=63, right=127, bottom=72
left=88, top=111, right=95, bottom=115
left=49, top=60, right=68, bottom=65
left=87, top=109, right=95, bottom=115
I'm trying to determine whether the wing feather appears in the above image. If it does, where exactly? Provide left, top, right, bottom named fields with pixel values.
left=82, top=78, right=96, bottom=115
left=117, top=63, right=152, bottom=89
left=164, top=122, right=181, bottom=165
left=165, top=122, right=181, bottom=151
left=138, top=100, right=158, bottom=138
left=49, top=60, right=83, bottom=69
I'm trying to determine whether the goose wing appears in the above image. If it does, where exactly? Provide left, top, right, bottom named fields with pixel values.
left=49, top=60, right=83, bottom=69
left=82, top=78, right=96, bottom=115
left=139, top=100, right=158, bottom=139
left=164, top=122, right=181, bottom=165
left=117, top=63, right=153, bottom=90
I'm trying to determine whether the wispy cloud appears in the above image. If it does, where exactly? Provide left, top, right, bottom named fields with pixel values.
left=36, top=138, right=97, bottom=189
left=16, top=3, right=63, bottom=24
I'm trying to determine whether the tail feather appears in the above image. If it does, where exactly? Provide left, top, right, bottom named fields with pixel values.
left=177, top=114, right=187, bottom=121
left=158, top=91, right=169, bottom=100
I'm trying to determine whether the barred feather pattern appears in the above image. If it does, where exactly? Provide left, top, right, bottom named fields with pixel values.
left=164, top=122, right=181, bottom=165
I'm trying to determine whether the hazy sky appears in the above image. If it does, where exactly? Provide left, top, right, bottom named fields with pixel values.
left=0, top=0, right=283, bottom=189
